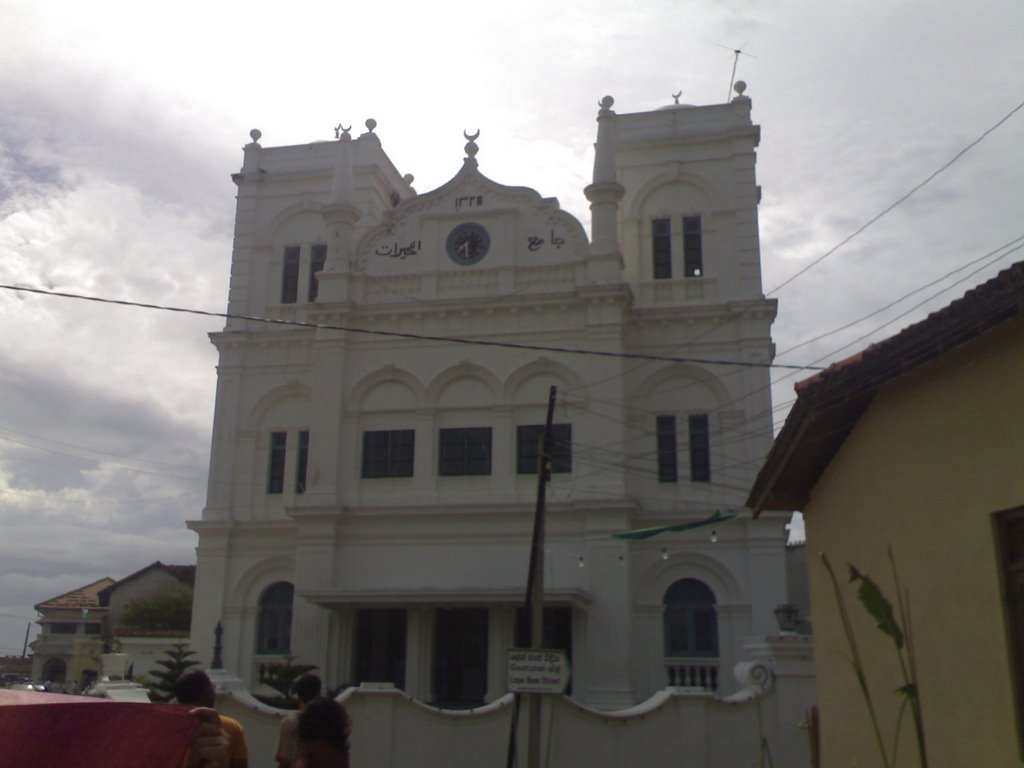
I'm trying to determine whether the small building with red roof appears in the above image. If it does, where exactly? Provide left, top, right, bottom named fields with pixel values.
left=748, top=260, right=1024, bottom=766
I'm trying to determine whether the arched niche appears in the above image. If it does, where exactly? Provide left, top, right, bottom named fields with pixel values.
left=229, top=557, right=296, bottom=607
left=637, top=363, right=729, bottom=414
left=634, top=551, right=742, bottom=610
left=350, top=367, right=426, bottom=413
left=503, top=358, right=586, bottom=405
left=261, top=204, right=330, bottom=246
left=628, top=173, right=716, bottom=221
left=428, top=363, right=502, bottom=409
left=245, top=383, right=313, bottom=432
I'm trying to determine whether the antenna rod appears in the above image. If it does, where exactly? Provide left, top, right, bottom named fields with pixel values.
left=728, top=50, right=740, bottom=101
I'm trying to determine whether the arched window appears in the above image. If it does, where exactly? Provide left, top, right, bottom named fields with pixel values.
left=257, top=581, right=294, bottom=654
left=663, top=578, right=718, bottom=657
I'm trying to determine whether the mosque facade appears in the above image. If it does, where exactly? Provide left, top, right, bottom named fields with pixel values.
left=188, top=86, right=788, bottom=711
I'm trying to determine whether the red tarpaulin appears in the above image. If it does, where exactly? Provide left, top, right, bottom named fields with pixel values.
left=0, top=689, right=198, bottom=768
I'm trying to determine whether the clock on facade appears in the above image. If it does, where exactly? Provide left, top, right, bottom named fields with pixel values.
left=445, top=222, right=490, bottom=266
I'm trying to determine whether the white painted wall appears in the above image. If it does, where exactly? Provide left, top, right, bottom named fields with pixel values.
left=215, top=636, right=815, bottom=768
left=190, top=94, right=792, bottom=714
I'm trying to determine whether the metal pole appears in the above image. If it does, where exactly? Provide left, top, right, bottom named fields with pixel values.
left=22, top=621, right=30, bottom=657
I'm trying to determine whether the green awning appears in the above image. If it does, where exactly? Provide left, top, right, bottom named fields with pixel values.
left=612, top=510, right=736, bottom=540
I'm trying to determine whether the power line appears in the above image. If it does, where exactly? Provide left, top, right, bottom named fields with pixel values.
left=0, top=283, right=821, bottom=371
left=0, top=425, right=207, bottom=472
left=767, top=99, right=1024, bottom=295
left=0, top=486, right=202, bottom=506
left=0, top=433, right=205, bottom=482
left=774, top=234, right=1024, bottom=360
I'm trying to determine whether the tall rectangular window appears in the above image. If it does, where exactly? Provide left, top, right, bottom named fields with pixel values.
left=295, top=430, right=309, bottom=493
left=683, top=216, right=703, bottom=277
left=308, top=244, right=327, bottom=302
left=439, top=427, right=492, bottom=476
left=516, top=424, right=572, bottom=475
left=267, top=431, right=287, bottom=494
left=652, top=218, right=672, bottom=279
left=657, top=416, right=678, bottom=483
left=281, top=247, right=300, bottom=304
left=362, top=430, right=415, bottom=478
left=688, top=414, right=711, bottom=482
left=996, top=506, right=1024, bottom=754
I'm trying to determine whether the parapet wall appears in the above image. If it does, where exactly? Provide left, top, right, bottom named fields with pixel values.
left=215, top=635, right=815, bottom=768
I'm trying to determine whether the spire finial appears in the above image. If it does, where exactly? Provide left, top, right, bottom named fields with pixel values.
left=464, top=129, right=480, bottom=161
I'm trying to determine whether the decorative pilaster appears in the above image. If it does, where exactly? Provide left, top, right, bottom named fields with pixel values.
left=318, top=124, right=363, bottom=304
left=584, top=96, right=625, bottom=283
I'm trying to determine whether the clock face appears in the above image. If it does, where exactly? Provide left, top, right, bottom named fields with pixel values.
left=445, top=222, right=490, bottom=266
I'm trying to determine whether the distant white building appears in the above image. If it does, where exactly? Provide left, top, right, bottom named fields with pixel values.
left=189, top=86, right=788, bottom=711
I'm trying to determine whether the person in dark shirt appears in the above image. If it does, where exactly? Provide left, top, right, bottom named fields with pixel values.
left=294, top=696, right=351, bottom=768
left=276, top=673, right=322, bottom=767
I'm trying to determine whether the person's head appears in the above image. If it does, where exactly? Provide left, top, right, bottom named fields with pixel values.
left=175, top=669, right=215, bottom=708
left=297, top=696, right=350, bottom=752
left=293, top=672, right=322, bottom=705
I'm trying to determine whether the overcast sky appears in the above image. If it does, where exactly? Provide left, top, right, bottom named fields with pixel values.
left=1, top=0, right=1021, bottom=656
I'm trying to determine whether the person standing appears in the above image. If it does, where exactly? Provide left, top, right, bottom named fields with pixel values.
left=174, top=670, right=249, bottom=768
left=276, top=673, right=322, bottom=768
left=295, top=697, right=351, bottom=768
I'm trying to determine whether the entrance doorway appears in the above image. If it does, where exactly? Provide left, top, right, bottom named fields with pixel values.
left=432, top=608, right=488, bottom=708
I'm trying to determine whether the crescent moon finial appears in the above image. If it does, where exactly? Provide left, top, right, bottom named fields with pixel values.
left=672, top=90, right=682, bottom=104
left=464, top=129, right=480, bottom=142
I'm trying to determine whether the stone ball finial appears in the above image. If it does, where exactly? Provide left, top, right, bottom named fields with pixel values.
left=365, top=118, right=377, bottom=133
left=402, top=173, right=415, bottom=185
left=600, top=95, right=614, bottom=109
left=249, top=128, right=262, bottom=143
left=733, top=80, right=747, bottom=95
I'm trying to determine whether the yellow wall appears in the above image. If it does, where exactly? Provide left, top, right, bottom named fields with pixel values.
left=805, top=316, right=1024, bottom=768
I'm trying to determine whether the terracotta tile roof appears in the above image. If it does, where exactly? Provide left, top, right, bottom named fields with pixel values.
left=96, top=562, right=196, bottom=606
left=748, top=260, right=1024, bottom=513
left=793, top=260, right=1024, bottom=402
left=35, top=578, right=117, bottom=612
left=163, top=565, right=196, bottom=586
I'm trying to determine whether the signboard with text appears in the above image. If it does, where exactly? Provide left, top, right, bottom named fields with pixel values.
left=506, top=648, right=570, bottom=694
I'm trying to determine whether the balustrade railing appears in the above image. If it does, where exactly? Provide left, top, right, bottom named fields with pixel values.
left=664, top=657, right=719, bottom=691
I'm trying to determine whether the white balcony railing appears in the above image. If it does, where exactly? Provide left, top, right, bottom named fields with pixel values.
left=664, top=657, right=719, bottom=691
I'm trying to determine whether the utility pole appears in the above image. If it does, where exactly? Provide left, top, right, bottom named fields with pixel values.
left=506, top=384, right=557, bottom=768
left=528, top=385, right=557, bottom=768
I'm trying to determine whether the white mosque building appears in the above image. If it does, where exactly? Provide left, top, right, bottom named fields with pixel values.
left=188, top=84, right=790, bottom=712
